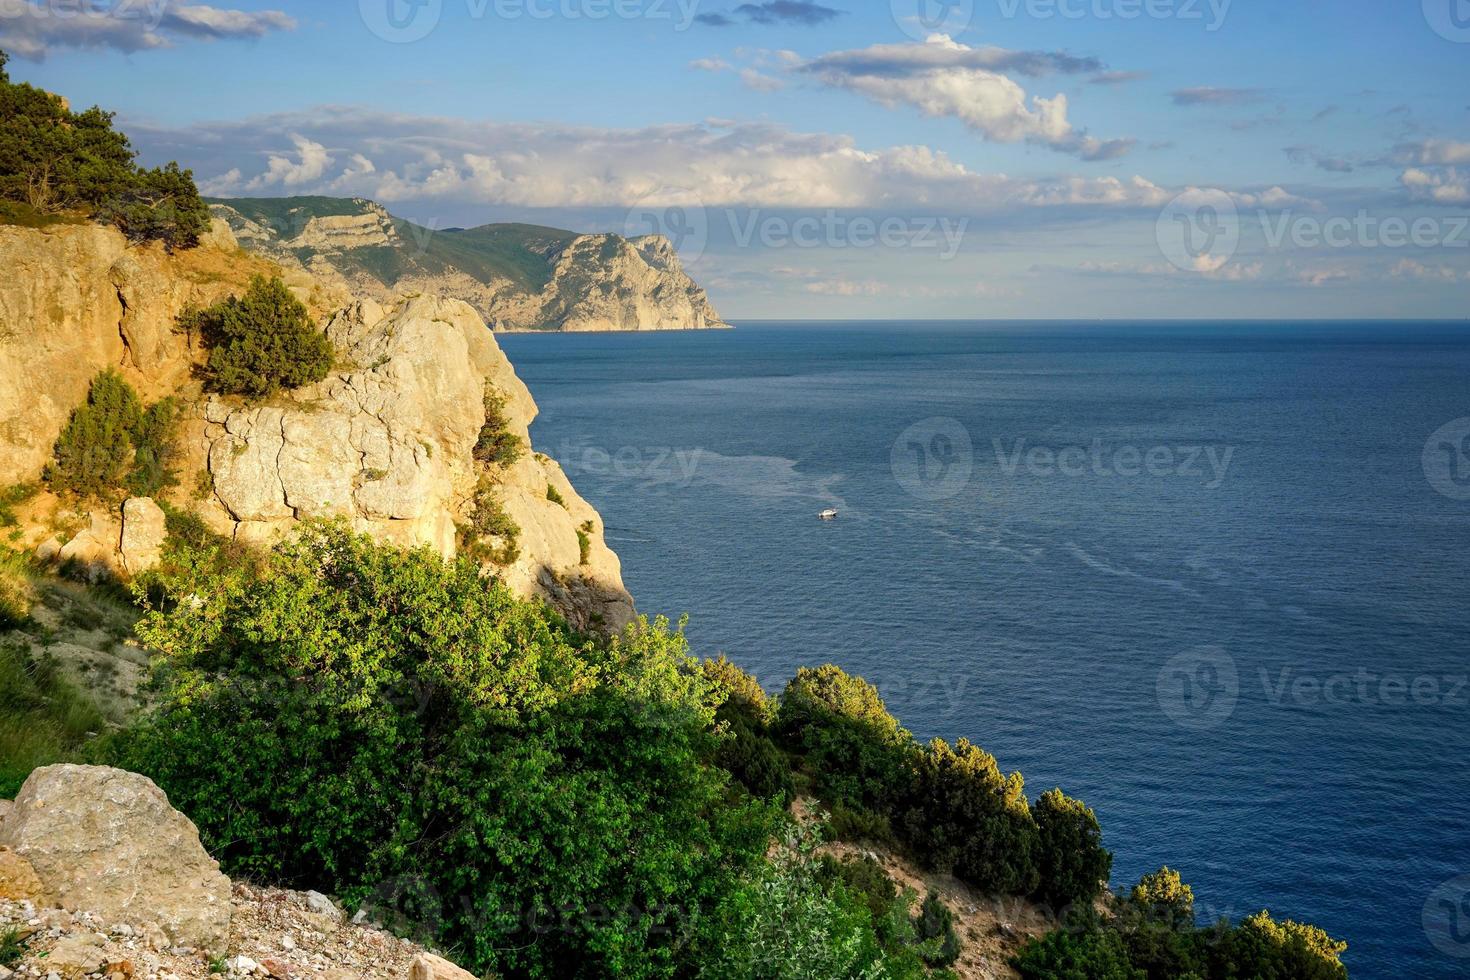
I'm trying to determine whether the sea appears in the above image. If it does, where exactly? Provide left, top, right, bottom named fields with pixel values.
left=498, top=321, right=1470, bottom=979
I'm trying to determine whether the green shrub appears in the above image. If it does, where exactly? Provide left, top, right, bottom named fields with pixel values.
left=186, top=276, right=333, bottom=398
left=110, top=523, right=776, bottom=978
left=1033, top=788, right=1112, bottom=912
left=0, top=548, right=33, bottom=629
left=474, top=387, right=524, bottom=467
left=704, top=655, right=776, bottom=730
left=459, top=480, right=521, bottom=566
left=1209, top=911, right=1348, bottom=980
left=827, top=803, right=897, bottom=847
left=0, top=641, right=109, bottom=797
left=43, top=372, right=180, bottom=503
left=777, top=665, right=915, bottom=813
left=0, top=925, right=27, bottom=967
left=546, top=483, right=567, bottom=508
left=1013, top=926, right=1145, bottom=980
left=695, top=825, right=917, bottom=980
left=715, top=721, right=794, bottom=804
left=0, top=51, right=209, bottom=248
left=0, top=482, right=37, bottom=527
left=912, top=891, right=962, bottom=968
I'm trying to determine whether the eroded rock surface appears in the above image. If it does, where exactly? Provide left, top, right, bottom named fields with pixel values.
left=0, top=765, right=231, bottom=953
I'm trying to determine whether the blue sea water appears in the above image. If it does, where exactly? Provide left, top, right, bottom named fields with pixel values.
left=499, top=321, right=1470, bottom=979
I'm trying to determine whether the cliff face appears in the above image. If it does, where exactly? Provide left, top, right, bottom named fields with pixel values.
left=208, top=197, right=729, bottom=333
left=0, top=221, right=634, bottom=631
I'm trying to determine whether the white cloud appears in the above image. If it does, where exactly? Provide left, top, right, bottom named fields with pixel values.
left=798, top=35, right=1133, bottom=161
left=1391, top=259, right=1469, bottom=282
left=1393, top=140, right=1470, bottom=166
left=0, top=0, right=295, bottom=60
left=138, top=110, right=1183, bottom=213
left=242, top=136, right=333, bottom=191
left=1400, top=166, right=1470, bottom=205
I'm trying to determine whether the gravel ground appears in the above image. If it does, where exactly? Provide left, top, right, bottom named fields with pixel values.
left=0, top=883, right=458, bottom=980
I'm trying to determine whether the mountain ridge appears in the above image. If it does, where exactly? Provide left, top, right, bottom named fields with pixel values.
left=208, top=195, right=730, bottom=333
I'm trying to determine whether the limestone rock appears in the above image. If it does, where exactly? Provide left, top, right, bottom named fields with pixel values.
left=407, top=953, right=476, bottom=980
left=0, top=845, right=47, bottom=902
left=0, top=798, right=11, bottom=822
left=0, top=765, right=231, bottom=953
left=45, top=935, right=108, bottom=980
left=194, top=295, right=634, bottom=630
left=118, top=498, right=167, bottom=574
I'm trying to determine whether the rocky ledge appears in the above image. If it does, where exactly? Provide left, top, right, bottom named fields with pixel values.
left=0, top=767, right=479, bottom=980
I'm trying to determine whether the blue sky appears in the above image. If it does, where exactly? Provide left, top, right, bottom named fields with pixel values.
left=6, top=0, right=1470, bottom=318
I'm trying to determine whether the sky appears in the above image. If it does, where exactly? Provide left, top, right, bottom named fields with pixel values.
left=5, top=0, right=1470, bottom=319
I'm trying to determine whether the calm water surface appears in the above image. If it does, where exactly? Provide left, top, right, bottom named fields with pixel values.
left=500, top=321, right=1470, bottom=979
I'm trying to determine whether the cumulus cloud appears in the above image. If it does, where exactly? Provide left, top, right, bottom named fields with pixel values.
left=1391, top=259, right=1470, bottom=282
left=690, top=56, right=786, bottom=91
left=799, top=35, right=1132, bottom=160
left=243, top=136, right=333, bottom=191
left=0, top=0, right=295, bottom=60
left=1399, top=166, right=1470, bottom=204
left=1393, top=140, right=1470, bottom=166
left=696, top=1, right=844, bottom=26
left=134, top=109, right=1188, bottom=214
left=1171, top=87, right=1265, bottom=107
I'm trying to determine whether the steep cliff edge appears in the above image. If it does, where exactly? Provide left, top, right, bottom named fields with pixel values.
left=0, top=221, right=634, bottom=632
left=208, top=196, right=729, bottom=333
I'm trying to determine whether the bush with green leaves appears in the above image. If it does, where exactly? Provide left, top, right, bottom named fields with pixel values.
left=185, top=276, right=333, bottom=398
left=1014, top=869, right=1349, bottom=980
left=1013, top=923, right=1145, bottom=980
left=0, top=50, right=209, bottom=248
left=474, top=387, right=524, bottom=467
left=901, top=736, right=1041, bottom=897
left=44, top=371, right=180, bottom=503
left=695, top=825, right=923, bottom=980
left=1034, top=788, right=1112, bottom=912
left=777, top=664, right=916, bottom=813
left=109, top=523, right=777, bottom=979
left=912, top=891, right=961, bottom=969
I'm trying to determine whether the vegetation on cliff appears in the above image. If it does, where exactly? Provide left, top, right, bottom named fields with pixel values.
left=182, top=275, right=334, bottom=398
left=0, top=51, right=209, bottom=249
left=44, top=370, right=180, bottom=503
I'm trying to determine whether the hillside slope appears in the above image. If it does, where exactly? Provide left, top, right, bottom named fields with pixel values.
left=209, top=196, right=729, bottom=333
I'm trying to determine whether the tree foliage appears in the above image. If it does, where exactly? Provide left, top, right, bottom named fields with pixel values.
left=110, top=523, right=775, bottom=979
left=44, top=371, right=180, bottom=503
left=185, top=276, right=333, bottom=398
left=0, top=50, right=209, bottom=247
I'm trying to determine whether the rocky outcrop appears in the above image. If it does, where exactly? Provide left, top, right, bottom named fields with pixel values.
left=209, top=197, right=729, bottom=333
left=118, top=498, right=167, bottom=575
left=0, top=765, right=231, bottom=953
left=0, top=221, right=310, bottom=481
left=0, top=222, right=635, bottom=630
left=187, top=294, right=633, bottom=630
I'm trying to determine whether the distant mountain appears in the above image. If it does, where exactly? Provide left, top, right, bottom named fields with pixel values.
left=207, top=196, right=728, bottom=332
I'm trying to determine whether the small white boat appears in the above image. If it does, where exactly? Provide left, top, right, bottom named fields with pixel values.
left=818, top=508, right=839, bottom=520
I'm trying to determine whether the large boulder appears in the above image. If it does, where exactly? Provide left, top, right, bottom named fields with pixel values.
left=0, top=765, right=230, bottom=952
left=119, top=497, right=167, bottom=574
